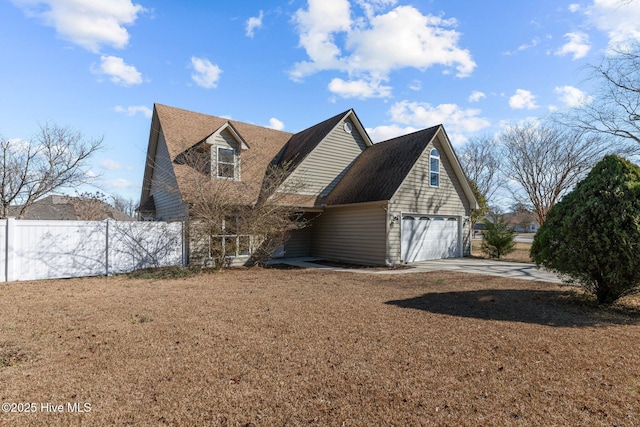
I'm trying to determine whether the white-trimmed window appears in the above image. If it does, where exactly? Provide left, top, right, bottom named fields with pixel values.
left=208, top=216, right=253, bottom=259
left=217, top=147, right=236, bottom=179
left=430, top=148, right=440, bottom=187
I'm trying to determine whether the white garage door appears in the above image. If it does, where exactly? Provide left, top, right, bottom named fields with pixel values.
left=401, top=215, right=459, bottom=262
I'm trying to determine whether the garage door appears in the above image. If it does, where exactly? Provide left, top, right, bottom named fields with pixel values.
left=401, top=215, right=459, bottom=262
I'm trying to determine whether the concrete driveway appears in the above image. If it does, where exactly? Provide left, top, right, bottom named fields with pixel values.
left=379, top=258, right=562, bottom=283
left=274, top=257, right=562, bottom=283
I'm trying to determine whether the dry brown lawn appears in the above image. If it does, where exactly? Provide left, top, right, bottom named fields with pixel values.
left=1, top=268, right=639, bottom=426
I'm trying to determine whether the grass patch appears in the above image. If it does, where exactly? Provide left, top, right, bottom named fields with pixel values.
left=0, top=343, right=31, bottom=368
left=124, top=266, right=198, bottom=280
left=1, top=270, right=639, bottom=425
left=473, top=239, right=533, bottom=263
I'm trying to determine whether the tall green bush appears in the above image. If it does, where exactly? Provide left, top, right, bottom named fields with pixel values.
left=481, top=217, right=515, bottom=259
left=531, top=155, right=640, bottom=304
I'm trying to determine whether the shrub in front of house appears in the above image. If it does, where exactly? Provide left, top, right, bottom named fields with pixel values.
left=481, top=217, right=515, bottom=259
left=531, top=155, right=640, bottom=304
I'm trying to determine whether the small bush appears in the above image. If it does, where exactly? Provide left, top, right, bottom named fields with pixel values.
left=481, top=217, right=516, bottom=259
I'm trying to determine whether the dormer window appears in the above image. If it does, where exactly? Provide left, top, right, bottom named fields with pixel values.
left=217, top=147, right=236, bottom=179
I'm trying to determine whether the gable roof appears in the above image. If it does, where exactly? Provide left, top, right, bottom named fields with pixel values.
left=141, top=104, right=478, bottom=213
left=325, top=125, right=479, bottom=209
left=273, top=109, right=371, bottom=170
left=325, top=126, right=441, bottom=205
left=141, top=104, right=293, bottom=205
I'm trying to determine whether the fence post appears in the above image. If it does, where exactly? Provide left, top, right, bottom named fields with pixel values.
left=105, top=219, right=110, bottom=277
left=5, top=217, right=15, bottom=282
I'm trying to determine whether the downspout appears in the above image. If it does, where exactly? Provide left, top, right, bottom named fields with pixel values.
left=384, top=201, right=392, bottom=267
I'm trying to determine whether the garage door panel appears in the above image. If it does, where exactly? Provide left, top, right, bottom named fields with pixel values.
left=401, top=215, right=459, bottom=262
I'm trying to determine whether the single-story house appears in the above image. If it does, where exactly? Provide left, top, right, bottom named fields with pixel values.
left=139, top=104, right=478, bottom=266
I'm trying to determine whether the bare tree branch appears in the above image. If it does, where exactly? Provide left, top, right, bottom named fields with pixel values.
left=499, top=122, right=619, bottom=225
left=457, top=135, right=503, bottom=204
left=169, top=144, right=308, bottom=268
left=0, top=123, right=103, bottom=218
left=558, top=42, right=640, bottom=146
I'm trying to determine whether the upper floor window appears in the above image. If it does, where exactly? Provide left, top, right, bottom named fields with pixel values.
left=217, top=147, right=235, bottom=179
left=430, top=148, right=440, bottom=187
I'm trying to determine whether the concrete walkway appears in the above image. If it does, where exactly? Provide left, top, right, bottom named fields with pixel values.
left=271, top=257, right=562, bottom=283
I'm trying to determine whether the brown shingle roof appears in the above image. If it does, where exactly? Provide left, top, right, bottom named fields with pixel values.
left=10, top=195, right=135, bottom=221
left=324, top=125, right=441, bottom=205
left=153, top=104, right=294, bottom=204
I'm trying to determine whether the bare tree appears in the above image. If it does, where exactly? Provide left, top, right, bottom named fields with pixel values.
left=174, top=146, right=308, bottom=268
left=0, top=123, right=103, bottom=218
left=111, top=194, right=139, bottom=217
left=560, top=42, right=640, bottom=145
left=457, top=135, right=502, bottom=204
left=499, top=122, right=614, bottom=226
left=70, top=191, right=112, bottom=221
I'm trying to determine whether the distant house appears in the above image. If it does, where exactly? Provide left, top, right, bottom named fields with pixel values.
left=503, top=211, right=538, bottom=233
left=10, top=195, right=135, bottom=221
left=139, top=104, right=479, bottom=265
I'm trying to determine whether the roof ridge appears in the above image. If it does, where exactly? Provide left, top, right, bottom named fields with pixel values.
left=154, top=103, right=293, bottom=136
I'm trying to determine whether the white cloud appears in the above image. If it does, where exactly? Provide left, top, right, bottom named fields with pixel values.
left=505, top=37, right=540, bottom=55
left=105, top=178, right=134, bottom=189
left=12, top=0, right=145, bottom=53
left=468, top=90, right=486, bottom=103
left=99, top=159, right=126, bottom=171
left=345, top=6, right=475, bottom=77
left=586, top=0, right=640, bottom=47
left=389, top=100, right=490, bottom=134
left=190, top=57, right=222, bottom=89
left=245, top=10, right=264, bottom=38
left=328, top=77, right=392, bottom=98
left=555, top=32, right=590, bottom=60
left=366, top=124, right=419, bottom=143
left=5, top=138, right=31, bottom=154
left=114, top=105, right=152, bottom=118
left=290, top=0, right=352, bottom=81
left=554, top=85, right=593, bottom=107
left=268, top=118, right=285, bottom=130
left=290, top=1, right=475, bottom=98
left=94, top=55, right=143, bottom=86
left=509, top=89, right=538, bottom=110
left=568, top=3, right=581, bottom=13
left=408, top=79, right=422, bottom=91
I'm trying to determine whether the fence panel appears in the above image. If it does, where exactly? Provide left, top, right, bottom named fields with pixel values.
left=0, top=220, right=5, bottom=282
left=107, top=221, right=183, bottom=274
left=13, top=220, right=107, bottom=281
left=3, top=219, right=184, bottom=282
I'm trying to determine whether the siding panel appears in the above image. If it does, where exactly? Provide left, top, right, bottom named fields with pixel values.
left=150, top=132, right=188, bottom=220
left=311, top=203, right=387, bottom=265
left=285, top=118, right=368, bottom=197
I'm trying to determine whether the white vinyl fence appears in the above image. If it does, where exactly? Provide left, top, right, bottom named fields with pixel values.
left=0, top=218, right=184, bottom=282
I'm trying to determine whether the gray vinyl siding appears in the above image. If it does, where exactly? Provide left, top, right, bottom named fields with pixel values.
left=311, top=203, right=387, bottom=265
left=285, top=118, right=368, bottom=197
left=150, top=132, right=188, bottom=221
left=284, top=226, right=311, bottom=257
left=208, top=129, right=240, bottom=180
left=388, top=133, right=472, bottom=262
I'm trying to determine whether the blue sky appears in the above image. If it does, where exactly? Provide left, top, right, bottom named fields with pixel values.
left=2, top=0, right=639, bottom=202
